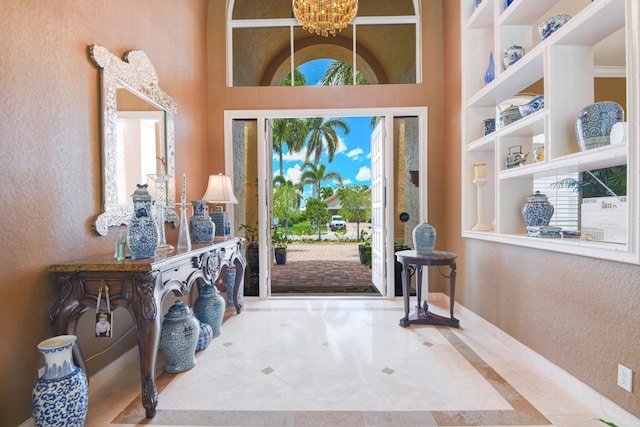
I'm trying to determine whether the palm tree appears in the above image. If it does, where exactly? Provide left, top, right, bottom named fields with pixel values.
left=301, top=161, right=342, bottom=199
left=303, top=117, right=349, bottom=165
left=319, top=61, right=368, bottom=85
left=272, top=118, right=308, bottom=178
left=281, top=68, right=307, bottom=86
left=320, top=186, right=334, bottom=200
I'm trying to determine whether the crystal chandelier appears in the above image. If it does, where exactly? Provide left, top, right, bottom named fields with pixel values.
left=293, top=0, right=358, bottom=37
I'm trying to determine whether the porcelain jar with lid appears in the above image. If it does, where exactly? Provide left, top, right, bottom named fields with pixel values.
left=190, top=200, right=214, bottom=243
left=522, top=191, right=554, bottom=227
left=412, top=221, right=436, bottom=255
left=127, top=184, right=159, bottom=259
left=193, top=284, right=225, bottom=337
left=159, top=300, right=199, bottom=373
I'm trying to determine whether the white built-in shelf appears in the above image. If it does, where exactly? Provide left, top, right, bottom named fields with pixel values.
left=460, top=0, right=638, bottom=263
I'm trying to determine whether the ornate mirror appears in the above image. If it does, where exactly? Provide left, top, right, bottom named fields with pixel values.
left=90, top=44, right=178, bottom=235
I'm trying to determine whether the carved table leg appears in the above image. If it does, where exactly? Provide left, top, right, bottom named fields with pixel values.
left=449, top=262, right=457, bottom=320
left=131, top=274, right=161, bottom=418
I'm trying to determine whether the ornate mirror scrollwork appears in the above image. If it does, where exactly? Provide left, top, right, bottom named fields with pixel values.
left=90, top=44, right=178, bottom=236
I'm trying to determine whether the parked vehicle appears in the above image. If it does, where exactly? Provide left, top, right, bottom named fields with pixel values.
left=329, top=215, right=346, bottom=231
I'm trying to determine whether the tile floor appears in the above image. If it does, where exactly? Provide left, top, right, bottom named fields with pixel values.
left=73, top=297, right=638, bottom=426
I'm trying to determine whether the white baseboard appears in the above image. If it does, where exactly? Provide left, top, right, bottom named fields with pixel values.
left=446, top=295, right=640, bottom=427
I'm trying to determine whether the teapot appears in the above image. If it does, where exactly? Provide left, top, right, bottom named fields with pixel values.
left=505, top=145, right=529, bottom=168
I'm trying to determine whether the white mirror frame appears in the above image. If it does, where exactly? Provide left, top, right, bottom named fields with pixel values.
left=89, top=44, right=178, bottom=235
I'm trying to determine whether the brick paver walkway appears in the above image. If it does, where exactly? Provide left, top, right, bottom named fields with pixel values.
left=270, top=243, right=379, bottom=294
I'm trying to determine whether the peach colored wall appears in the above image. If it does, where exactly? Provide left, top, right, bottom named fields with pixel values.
left=0, top=1, right=209, bottom=424
left=442, top=1, right=639, bottom=418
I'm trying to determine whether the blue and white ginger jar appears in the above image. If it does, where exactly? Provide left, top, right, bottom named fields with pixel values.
left=32, top=335, right=88, bottom=427
left=193, top=284, right=225, bottom=337
left=538, top=14, right=571, bottom=41
left=522, top=191, right=554, bottom=227
left=190, top=200, right=215, bottom=243
left=159, top=300, right=199, bottom=373
left=127, top=184, right=158, bottom=259
left=196, top=321, right=213, bottom=352
left=413, top=222, right=436, bottom=255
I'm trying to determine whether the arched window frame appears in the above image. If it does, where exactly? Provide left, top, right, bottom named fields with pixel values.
left=226, top=1, right=422, bottom=87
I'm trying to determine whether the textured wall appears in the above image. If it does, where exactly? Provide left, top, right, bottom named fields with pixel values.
left=0, top=1, right=209, bottom=424
left=442, top=1, right=639, bottom=418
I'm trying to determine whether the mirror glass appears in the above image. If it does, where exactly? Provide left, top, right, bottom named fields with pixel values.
left=90, top=45, right=178, bottom=235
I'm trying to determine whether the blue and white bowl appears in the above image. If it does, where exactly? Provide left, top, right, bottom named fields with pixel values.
left=504, top=45, right=524, bottom=69
left=538, top=14, right=571, bottom=41
left=575, top=101, right=624, bottom=151
left=519, top=95, right=544, bottom=117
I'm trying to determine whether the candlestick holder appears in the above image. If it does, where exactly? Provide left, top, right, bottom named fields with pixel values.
left=472, top=178, right=493, bottom=231
left=147, top=174, right=175, bottom=253
left=177, top=201, right=191, bottom=252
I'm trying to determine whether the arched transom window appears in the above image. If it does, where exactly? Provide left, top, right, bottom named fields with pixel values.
left=227, top=0, right=420, bottom=86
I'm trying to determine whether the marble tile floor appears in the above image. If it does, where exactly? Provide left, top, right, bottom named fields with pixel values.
left=76, top=297, right=638, bottom=427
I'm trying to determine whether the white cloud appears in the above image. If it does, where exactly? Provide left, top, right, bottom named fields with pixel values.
left=346, top=148, right=363, bottom=159
left=333, top=136, right=347, bottom=155
left=342, top=179, right=352, bottom=186
left=280, top=150, right=307, bottom=162
left=355, top=166, right=371, bottom=182
left=285, top=164, right=303, bottom=184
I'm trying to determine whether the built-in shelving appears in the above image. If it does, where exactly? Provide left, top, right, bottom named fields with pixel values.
left=460, top=0, right=638, bottom=263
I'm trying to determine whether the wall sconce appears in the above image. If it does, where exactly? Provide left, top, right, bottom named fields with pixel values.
left=202, top=174, right=238, bottom=236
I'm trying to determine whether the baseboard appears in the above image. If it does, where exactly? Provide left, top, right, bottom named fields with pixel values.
left=445, top=294, right=640, bottom=427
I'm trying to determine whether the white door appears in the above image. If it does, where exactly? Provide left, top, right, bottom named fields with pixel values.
left=370, top=118, right=386, bottom=295
left=261, top=119, right=274, bottom=297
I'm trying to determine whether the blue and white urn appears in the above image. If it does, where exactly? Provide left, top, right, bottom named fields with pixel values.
left=32, top=335, right=88, bottom=427
left=196, top=321, right=214, bottom=352
left=193, top=284, right=225, bottom=337
left=127, top=184, right=158, bottom=259
left=159, top=300, right=199, bottom=373
left=190, top=200, right=214, bottom=243
left=522, top=191, right=554, bottom=227
left=413, top=221, right=436, bottom=255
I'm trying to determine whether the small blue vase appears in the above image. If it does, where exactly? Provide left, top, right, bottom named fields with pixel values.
left=484, top=51, right=495, bottom=85
left=193, top=284, right=225, bottom=337
left=127, top=184, right=159, bottom=259
left=413, top=222, right=436, bottom=255
left=196, top=321, right=213, bottom=352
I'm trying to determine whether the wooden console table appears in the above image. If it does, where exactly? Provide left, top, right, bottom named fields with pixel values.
left=395, top=250, right=460, bottom=328
left=47, top=238, right=245, bottom=418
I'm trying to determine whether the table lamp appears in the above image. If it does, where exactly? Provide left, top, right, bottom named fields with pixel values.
left=202, top=173, right=238, bottom=237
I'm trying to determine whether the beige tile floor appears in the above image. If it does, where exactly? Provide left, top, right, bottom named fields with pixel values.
left=63, top=297, right=640, bottom=426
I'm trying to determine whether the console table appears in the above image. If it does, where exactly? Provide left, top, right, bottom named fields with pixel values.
left=47, top=238, right=245, bottom=418
left=395, top=250, right=459, bottom=328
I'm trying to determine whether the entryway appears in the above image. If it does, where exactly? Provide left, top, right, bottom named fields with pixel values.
left=224, top=107, right=427, bottom=299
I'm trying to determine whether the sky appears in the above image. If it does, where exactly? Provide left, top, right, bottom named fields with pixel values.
left=272, top=59, right=374, bottom=202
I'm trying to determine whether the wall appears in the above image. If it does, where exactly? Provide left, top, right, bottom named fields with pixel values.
left=442, top=1, right=639, bottom=418
left=0, top=1, right=209, bottom=425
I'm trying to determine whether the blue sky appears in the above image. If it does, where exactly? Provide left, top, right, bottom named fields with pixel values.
left=273, top=59, right=373, bottom=201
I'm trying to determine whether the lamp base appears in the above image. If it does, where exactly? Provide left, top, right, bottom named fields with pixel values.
left=210, top=212, right=229, bottom=236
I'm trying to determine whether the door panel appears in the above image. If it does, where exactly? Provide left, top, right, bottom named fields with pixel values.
left=370, top=119, right=385, bottom=295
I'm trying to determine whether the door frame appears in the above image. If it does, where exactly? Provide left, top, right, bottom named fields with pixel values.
left=224, top=107, right=429, bottom=299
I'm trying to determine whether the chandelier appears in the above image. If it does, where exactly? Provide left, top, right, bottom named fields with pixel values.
left=293, top=0, right=358, bottom=37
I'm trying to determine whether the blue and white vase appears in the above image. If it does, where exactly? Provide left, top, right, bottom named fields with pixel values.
left=190, top=200, right=214, bottom=243
left=575, top=101, right=624, bottom=151
left=127, top=184, right=158, bottom=259
left=193, top=284, right=225, bottom=337
left=484, top=51, right=495, bottom=85
left=522, top=191, right=554, bottom=227
left=225, top=267, right=237, bottom=307
left=32, top=335, right=88, bottom=427
left=159, top=300, right=199, bottom=373
left=196, top=321, right=213, bottom=352
left=413, top=222, right=436, bottom=255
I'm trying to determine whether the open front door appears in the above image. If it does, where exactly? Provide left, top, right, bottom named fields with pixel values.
left=261, top=119, right=274, bottom=297
left=370, top=118, right=386, bottom=295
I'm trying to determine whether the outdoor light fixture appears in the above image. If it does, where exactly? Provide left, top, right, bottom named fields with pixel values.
left=293, top=0, right=358, bottom=37
left=202, top=174, right=238, bottom=237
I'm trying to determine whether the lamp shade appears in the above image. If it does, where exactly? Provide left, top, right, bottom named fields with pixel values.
left=201, top=174, right=238, bottom=204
